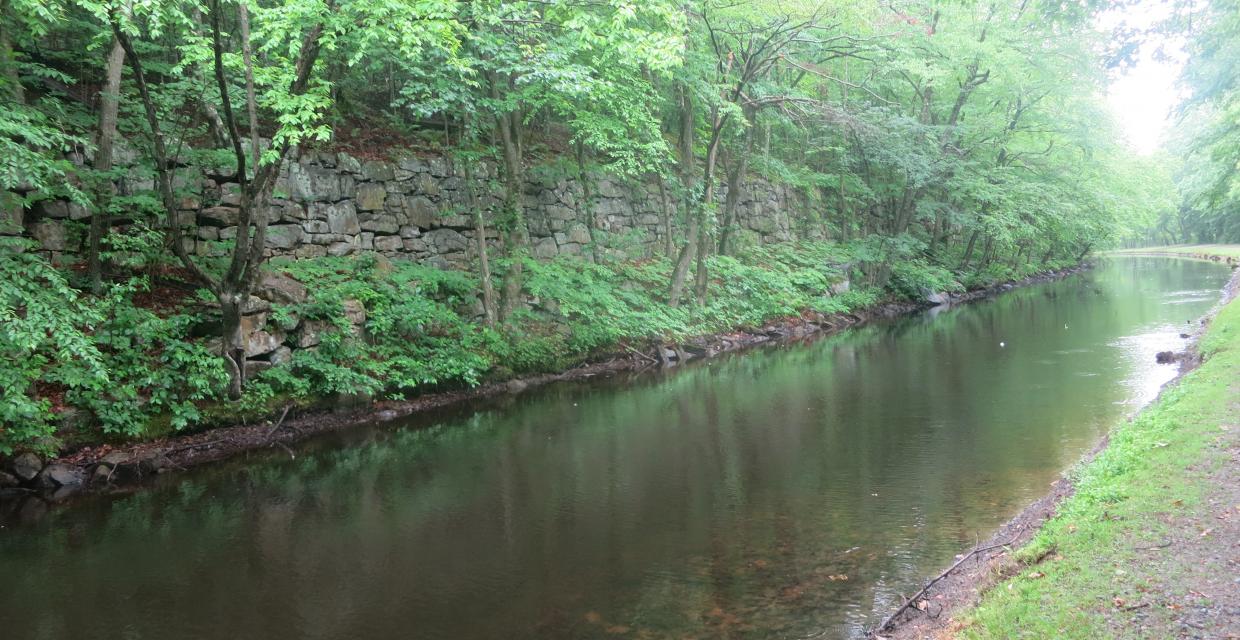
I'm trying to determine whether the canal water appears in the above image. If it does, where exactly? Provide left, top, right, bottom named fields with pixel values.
left=0, top=257, right=1231, bottom=639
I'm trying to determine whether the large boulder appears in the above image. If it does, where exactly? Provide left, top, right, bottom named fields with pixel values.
left=297, top=319, right=332, bottom=348
left=374, top=235, right=404, bottom=252
left=28, top=221, right=66, bottom=251
left=37, top=463, right=85, bottom=489
left=361, top=160, right=396, bottom=182
left=11, top=452, right=43, bottom=482
left=921, top=288, right=951, bottom=306
left=256, top=271, right=308, bottom=304
left=265, top=224, right=304, bottom=249
left=342, top=299, right=367, bottom=331
left=199, top=206, right=240, bottom=226
left=325, top=201, right=360, bottom=235
left=402, top=196, right=438, bottom=228
left=356, top=183, right=388, bottom=211
left=532, top=237, right=559, bottom=259
left=424, top=228, right=468, bottom=252
left=245, top=329, right=283, bottom=357
left=566, top=223, right=592, bottom=245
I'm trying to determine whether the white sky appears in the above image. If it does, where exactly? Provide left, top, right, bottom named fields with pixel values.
left=1099, top=1, right=1185, bottom=155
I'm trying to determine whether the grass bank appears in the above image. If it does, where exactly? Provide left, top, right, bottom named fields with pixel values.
left=943, top=267, right=1240, bottom=638
left=1109, top=244, right=1240, bottom=261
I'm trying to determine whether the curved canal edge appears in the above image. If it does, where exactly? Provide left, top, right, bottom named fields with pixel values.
left=875, top=262, right=1240, bottom=640
left=0, top=264, right=1090, bottom=512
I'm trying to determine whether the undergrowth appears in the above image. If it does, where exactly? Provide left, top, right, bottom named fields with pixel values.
left=1, top=239, right=1072, bottom=453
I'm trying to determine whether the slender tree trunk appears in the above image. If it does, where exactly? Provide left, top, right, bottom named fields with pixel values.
left=238, top=0, right=260, bottom=168
left=668, top=86, right=696, bottom=308
left=0, top=0, right=24, bottom=105
left=717, top=124, right=752, bottom=256
left=88, top=37, right=126, bottom=294
left=960, top=229, right=980, bottom=269
left=0, top=0, right=25, bottom=231
left=464, top=158, right=496, bottom=326
left=491, top=75, right=528, bottom=322
left=693, top=213, right=709, bottom=305
left=220, top=292, right=245, bottom=399
left=690, top=103, right=729, bottom=305
left=657, top=176, right=674, bottom=258
left=575, top=143, right=602, bottom=263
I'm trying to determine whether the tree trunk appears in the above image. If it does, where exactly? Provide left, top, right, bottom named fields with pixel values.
left=220, top=290, right=246, bottom=400
left=657, top=176, right=674, bottom=258
left=88, top=37, right=126, bottom=294
left=668, top=85, right=696, bottom=308
left=238, top=0, right=260, bottom=168
left=960, top=229, right=980, bottom=269
left=114, top=1, right=324, bottom=398
left=690, top=103, right=728, bottom=306
left=575, top=143, right=602, bottom=263
left=717, top=132, right=751, bottom=256
left=464, top=158, right=496, bottom=326
left=0, top=0, right=24, bottom=105
left=491, top=74, right=528, bottom=322
left=693, top=215, right=708, bottom=305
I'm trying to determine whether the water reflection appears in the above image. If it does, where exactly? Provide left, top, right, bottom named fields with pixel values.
left=0, top=257, right=1231, bottom=640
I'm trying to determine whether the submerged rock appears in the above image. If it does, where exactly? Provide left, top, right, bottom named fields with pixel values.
left=1155, top=351, right=1178, bottom=364
left=0, top=471, right=18, bottom=488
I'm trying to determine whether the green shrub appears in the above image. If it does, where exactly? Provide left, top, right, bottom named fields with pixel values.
left=887, top=259, right=963, bottom=300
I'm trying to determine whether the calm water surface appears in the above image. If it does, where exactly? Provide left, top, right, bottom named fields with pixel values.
left=0, top=257, right=1231, bottom=639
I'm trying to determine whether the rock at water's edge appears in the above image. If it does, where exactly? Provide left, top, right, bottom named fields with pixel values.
left=11, top=452, right=43, bottom=482
left=38, top=463, right=85, bottom=488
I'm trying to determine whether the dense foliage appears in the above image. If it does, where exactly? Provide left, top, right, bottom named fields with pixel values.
left=1151, top=0, right=1240, bottom=244
left=0, top=0, right=1191, bottom=451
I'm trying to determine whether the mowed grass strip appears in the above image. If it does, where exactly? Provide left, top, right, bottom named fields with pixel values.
left=1110, top=244, right=1240, bottom=259
left=958, top=287, right=1240, bottom=639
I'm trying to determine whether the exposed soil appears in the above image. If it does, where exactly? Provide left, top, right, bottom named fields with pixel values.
left=873, top=265, right=1240, bottom=640
left=0, top=265, right=1087, bottom=519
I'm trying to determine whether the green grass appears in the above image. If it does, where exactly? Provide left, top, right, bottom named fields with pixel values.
left=959, top=288, right=1240, bottom=638
left=1109, top=244, right=1240, bottom=259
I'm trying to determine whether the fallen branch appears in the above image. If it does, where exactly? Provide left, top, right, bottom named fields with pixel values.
left=870, top=537, right=1018, bottom=636
left=263, top=405, right=293, bottom=442
left=621, top=343, right=658, bottom=364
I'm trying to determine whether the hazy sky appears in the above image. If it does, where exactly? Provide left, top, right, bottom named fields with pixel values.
left=1101, top=2, right=1184, bottom=155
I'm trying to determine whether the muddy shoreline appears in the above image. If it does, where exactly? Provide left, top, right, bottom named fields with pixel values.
left=872, top=262, right=1240, bottom=639
left=0, top=265, right=1088, bottom=520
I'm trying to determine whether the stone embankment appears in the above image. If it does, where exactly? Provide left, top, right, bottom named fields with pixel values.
left=20, top=143, right=808, bottom=267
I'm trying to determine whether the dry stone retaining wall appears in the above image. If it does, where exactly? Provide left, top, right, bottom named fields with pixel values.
left=19, top=145, right=813, bottom=267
